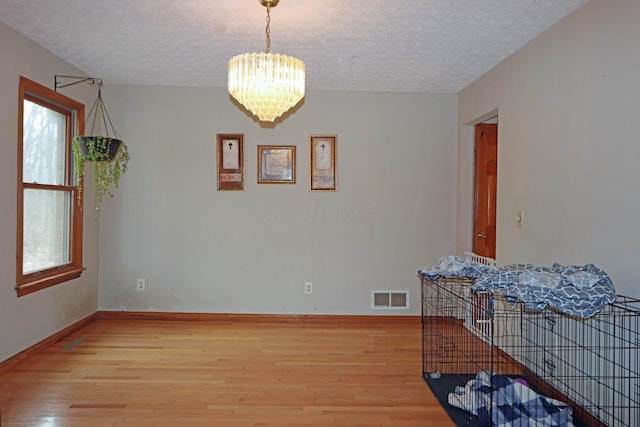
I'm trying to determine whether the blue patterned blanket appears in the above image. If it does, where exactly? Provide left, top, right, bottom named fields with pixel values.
left=420, top=255, right=495, bottom=280
left=448, top=371, right=574, bottom=427
left=472, top=263, right=616, bottom=318
left=420, top=256, right=616, bottom=318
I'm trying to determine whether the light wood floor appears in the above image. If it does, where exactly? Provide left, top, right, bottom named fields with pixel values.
left=0, top=317, right=454, bottom=427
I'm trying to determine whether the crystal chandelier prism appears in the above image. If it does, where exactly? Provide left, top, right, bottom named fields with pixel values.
left=228, top=0, right=305, bottom=122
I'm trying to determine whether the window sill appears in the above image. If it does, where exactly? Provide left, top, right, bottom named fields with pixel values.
left=16, top=267, right=85, bottom=297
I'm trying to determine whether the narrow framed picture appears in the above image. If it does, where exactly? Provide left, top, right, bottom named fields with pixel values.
left=310, top=135, right=337, bottom=191
left=216, top=134, right=244, bottom=190
left=258, top=145, right=296, bottom=184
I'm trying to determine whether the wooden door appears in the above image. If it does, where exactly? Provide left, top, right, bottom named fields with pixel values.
left=473, top=123, right=497, bottom=259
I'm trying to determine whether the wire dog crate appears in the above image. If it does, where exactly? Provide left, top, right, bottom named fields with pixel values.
left=421, top=274, right=640, bottom=426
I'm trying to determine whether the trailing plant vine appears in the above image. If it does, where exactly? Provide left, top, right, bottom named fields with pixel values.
left=72, top=135, right=130, bottom=206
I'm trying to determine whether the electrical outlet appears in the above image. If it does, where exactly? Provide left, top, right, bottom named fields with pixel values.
left=136, top=278, right=146, bottom=291
left=304, top=282, right=312, bottom=294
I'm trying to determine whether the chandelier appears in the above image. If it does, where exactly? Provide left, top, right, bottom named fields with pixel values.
left=228, top=0, right=305, bottom=122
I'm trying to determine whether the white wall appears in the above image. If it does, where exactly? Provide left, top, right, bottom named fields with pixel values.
left=0, top=23, right=100, bottom=362
left=457, top=0, right=640, bottom=296
left=98, top=86, right=458, bottom=314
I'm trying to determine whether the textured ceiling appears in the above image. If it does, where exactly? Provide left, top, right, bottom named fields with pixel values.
left=0, top=0, right=589, bottom=93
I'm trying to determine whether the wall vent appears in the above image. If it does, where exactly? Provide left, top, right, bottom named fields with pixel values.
left=371, top=290, right=409, bottom=309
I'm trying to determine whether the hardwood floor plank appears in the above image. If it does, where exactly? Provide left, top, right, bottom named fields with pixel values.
left=0, top=318, right=454, bottom=426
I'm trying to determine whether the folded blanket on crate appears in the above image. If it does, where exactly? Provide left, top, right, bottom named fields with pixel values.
left=472, top=263, right=616, bottom=318
left=448, top=371, right=574, bottom=427
left=420, top=255, right=495, bottom=280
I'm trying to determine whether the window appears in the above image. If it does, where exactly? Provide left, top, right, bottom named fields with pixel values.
left=16, top=77, right=84, bottom=297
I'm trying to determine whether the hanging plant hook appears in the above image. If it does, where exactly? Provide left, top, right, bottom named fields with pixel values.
left=54, top=75, right=103, bottom=91
left=54, top=75, right=118, bottom=138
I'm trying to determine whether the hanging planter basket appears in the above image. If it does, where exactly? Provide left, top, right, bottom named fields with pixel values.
left=75, top=136, right=123, bottom=161
left=67, top=79, right=130, bottom=206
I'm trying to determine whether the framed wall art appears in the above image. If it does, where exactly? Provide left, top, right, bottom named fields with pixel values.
left=310, top=135, right=337, bottom=191
left=258, top=145, right=296, bottom=184
left=216, top=134, right=244, bottom=190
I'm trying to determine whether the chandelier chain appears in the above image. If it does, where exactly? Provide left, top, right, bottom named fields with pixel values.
left=265, top=5, right=271, bottom=54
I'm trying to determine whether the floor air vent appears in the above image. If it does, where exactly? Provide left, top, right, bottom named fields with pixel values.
left=371, top=290, right=409, bottom=309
